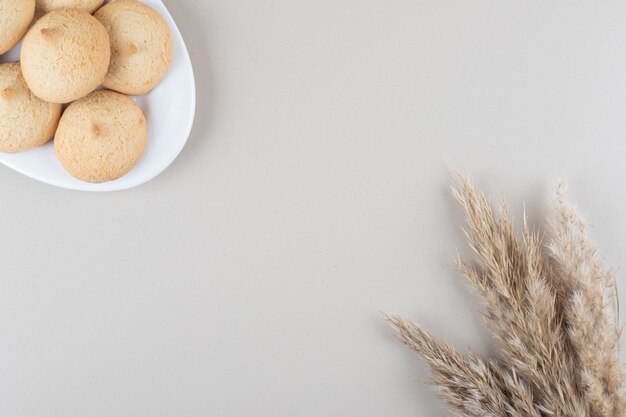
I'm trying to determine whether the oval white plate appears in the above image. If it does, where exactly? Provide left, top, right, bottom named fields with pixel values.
left=0, top=0, right=196, bottom=192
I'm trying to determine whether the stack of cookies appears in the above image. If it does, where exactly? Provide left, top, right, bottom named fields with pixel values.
left=0, top=0, right=173, bottom=183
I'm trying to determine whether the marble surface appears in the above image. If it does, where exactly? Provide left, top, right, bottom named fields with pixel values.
left=1, top=1, right=626, bottom=416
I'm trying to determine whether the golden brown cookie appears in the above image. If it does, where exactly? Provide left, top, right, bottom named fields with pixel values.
left=0, top=0, right=35, bottom=55
left=54, top=90, right=147, bottom=183
left=20, top=8, right=110, bottom=103
left=95, top=0, right=173, bottom=96
left=35, top=0, right=103, bottom=15
left=0, top=62, right=62, bottom=153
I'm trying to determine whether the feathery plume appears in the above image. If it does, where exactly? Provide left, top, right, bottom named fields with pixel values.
left=389, top=176, right=625, bottom=417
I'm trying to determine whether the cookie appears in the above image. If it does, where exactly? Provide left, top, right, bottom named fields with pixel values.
left=0, top=62, right=62, bottom=153
left=95, top=0, right=173, bottom=96
left=0, top=0, right=35, bottom=55
left=54, top=90, right=147, bottom=183
left=20, top=8, right=110, bottom=103
left=35, top=0, right=103, bottom=15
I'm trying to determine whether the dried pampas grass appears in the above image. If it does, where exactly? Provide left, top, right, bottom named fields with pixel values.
left=389, top=175, right=625, bottom=417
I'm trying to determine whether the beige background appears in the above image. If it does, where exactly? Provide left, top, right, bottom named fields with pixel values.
left=1, top=1, right=626, bottom=416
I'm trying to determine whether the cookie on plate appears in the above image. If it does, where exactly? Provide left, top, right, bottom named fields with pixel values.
left=95, top=0, right=173, bottom=95
left=55, top=90, right=147, bottom=183
left=0, top=62, right=62, bottom=153
left=0, top=0, right=35, bottom=55
left=35, top=0, right=103, bottom=15
left=20, top=8, right=110, bottom=103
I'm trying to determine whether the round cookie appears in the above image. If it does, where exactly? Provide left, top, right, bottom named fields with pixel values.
left=55, top=90, right=147, bottom=183
left=0, top=0, right=35, bottom=55
left=20, top=8, right=110, bottom=103
left=0, top=62, right=62, bottom=153
left=95, top=0, right=173, bottom=95
left=35, top=0, right=103, bottom=15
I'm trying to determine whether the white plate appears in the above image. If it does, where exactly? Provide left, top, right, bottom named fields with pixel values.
left=0, top=0, right=196, bottom=192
